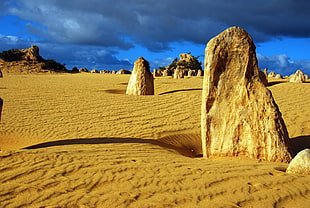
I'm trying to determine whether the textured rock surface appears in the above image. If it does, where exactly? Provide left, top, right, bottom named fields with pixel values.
left=19, top=45, right=44, bottom=62
left=286, top=149, right=310, bottom=175
left=201, top=27, right=292, bottom=162
left=0, top=98, right=3, bottom=121
left=259, top=70, right=268, bottom=86
left=126, top=57, right=154, bottom=95
left=290, top=70, right=305, bottom=83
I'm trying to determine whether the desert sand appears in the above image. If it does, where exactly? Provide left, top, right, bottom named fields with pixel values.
left=0, top=73, right=310, bottom=208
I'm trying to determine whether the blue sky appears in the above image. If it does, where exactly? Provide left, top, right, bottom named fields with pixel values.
left=0, top=0, right=310, bottom=75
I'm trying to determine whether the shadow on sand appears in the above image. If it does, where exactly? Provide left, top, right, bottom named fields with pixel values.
left=23, top=135, right=309, bottom=159
left=290, top=135, right=310, bottom=156
left=159, top=88, right=202, bottom=95
left=267, top=81, right=286, bottom=87
left=24, top=136, right=202, bottom=158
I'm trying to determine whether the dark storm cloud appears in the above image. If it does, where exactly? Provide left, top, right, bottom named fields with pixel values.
left=5, top=0, right=310, bottom=51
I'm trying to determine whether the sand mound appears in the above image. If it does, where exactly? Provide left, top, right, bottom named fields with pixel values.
left=0, top=74, right=310, bottom=207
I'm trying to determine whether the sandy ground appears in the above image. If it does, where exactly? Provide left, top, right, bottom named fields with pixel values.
left=0, top=73, right=309, bottom=208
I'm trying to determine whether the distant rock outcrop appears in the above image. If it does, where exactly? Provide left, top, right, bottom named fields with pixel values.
left=117, top=69, right=131, bottom=74
left=0, top=45, right=66, bottom=73
left=275, top=74, right=283, bottom=79
left=19, top=45, right=44, bottom=62
left=90, top=69, right=99, bottom=73
left=286, top=149, right=310, bottom=175
left=201, top=27, right=292, bottom=162
left=79, top=68, right=89, bottom=73
left=126, top=57, right=154, bottom=95
left=290, top=70, right=305, bottom=83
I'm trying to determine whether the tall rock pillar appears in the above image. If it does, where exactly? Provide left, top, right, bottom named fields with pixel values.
left=201, top=27, right=292, bottom=162
left=126, top=57, right=154, bottom=95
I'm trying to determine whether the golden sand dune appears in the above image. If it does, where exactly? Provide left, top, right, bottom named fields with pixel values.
left=0, top=74, right=310, bottom=207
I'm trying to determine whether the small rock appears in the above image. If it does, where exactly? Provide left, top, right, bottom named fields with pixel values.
left=286, top=149, right=310, bottom=175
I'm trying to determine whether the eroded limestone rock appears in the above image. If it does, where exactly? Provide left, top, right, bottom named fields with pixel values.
left=201, top=27, right=292, bottom=162
left=126, top=57, right=154, bottom=95
left=286, top=149, right=310, bottom=175
left=289, top=70, right=305, bottom=83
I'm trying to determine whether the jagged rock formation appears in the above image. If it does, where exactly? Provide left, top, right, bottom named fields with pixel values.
left=290, top=70, right=305, bottom=83
left=126, top=57, right=154, bottom=95
left=286, top=149, right=310, bottom=175
left=18, top=45, right=44, bottom=62
left=201, top=27, right=292, bottom=162
left=0, top=46, right=66, bottom=73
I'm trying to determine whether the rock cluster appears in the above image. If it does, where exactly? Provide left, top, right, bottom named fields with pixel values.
left=126, top=57, right=154, bottom=95
left=286, top=149, right=310, bottom=175
left=201, top=27, right=292, bottom=162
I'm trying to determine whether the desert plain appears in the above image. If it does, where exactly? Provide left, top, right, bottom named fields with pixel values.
left=0, top=73, right=310, bottom=207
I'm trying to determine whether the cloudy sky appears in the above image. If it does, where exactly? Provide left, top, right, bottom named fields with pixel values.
left=0, top=0, right=310, bottom=75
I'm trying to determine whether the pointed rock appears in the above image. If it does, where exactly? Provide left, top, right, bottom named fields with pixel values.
left=126, top=57, right=154, bottom=95
left=201, top=27, right=292, bottom=162
left=286, top=149, right=310, bottom=175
